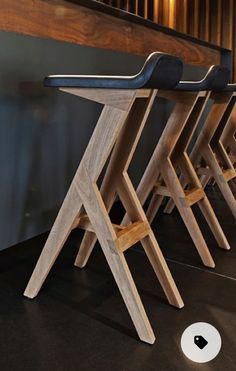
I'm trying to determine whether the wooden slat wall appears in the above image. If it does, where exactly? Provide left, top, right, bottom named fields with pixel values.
left=100, top=0, right=236, bottom=80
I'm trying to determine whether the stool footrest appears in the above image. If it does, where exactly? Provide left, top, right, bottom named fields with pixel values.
left=75, top=214, right=124, bottom=234
left=75, top=215, right=150, bottom=252
left=116, top=221, right=150, bottom=253
left=153, top=182, right=171, bottom=197
left=222, top=169, right=236, bottom=182
left=154, top=182, right=205, bottom=207
left=183, top=187, right=205, bottom=206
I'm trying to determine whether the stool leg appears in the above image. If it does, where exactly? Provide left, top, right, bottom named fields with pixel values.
left=198, top=197, right=231, bottom=250
left=75, top=231, right=97, bottom=268
left=24, top=182, right=83, bottom=298
left=221, top=100, right=236, bottom=156
left=122, top=146, right=160, bottom=227
left=77, top=172, right=156, bottom=344
left=146, top=194, right=165, bottom=223
left=200, top=174, right=212, bottom=188
left=179, top=152, right=230, bottom=250
left=202, top=144, right=236, bottom=218
left=161, top=158, right=215, bottom=268
left=106, top=241, right=156, bottom=344
left=118, top=172, right=184, bottom=309
left=164, top=197, right=177, bottom=214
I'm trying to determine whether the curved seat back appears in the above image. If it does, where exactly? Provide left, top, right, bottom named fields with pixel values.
left=176, top=65, right=230, bottom=92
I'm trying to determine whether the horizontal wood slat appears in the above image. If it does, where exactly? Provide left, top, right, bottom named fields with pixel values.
left=116, top=221, right=150, bottom=252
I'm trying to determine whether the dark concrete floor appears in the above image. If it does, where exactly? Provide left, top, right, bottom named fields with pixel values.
left=0, top=186, right=235, bottom=371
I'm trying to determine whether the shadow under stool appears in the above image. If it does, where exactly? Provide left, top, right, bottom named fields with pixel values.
left=24, top=52, right=185, bottom=344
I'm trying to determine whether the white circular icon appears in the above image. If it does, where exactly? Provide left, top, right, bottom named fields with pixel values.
left=181, top=322, right=222, bottom=363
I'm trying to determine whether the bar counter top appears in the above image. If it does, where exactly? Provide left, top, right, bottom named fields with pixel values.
left=0, top=0, right=231, bottom=69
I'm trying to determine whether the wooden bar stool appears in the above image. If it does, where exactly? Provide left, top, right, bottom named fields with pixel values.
left=24, top=52, right=184, bottom=344
left=167, top=83, right=236, bottom=218
left=122, top=66, right=231, bottom=268
left=74, top=66, right=230, bottom=271
left=222, top=104, right=236, bottom=166
left=222, top=106, right=236, bottom=160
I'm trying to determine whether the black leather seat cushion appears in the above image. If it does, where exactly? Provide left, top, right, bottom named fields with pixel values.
left=44, top=52, right=183, bottom=90
left=175, top=65, right=230, bottom=92
left=224, top=83, right=236, bottom=92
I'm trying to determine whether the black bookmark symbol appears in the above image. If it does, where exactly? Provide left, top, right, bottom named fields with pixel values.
left=194, top=335, right=208, bottom=350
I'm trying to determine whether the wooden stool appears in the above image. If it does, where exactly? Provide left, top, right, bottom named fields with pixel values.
left=73, top=66, right=231, bottom=271
left=123, top=66, right=231, bottom=268
left=24, top=53, right=184, bottom=344
left=222, top=104, right=236, bottom=166
left=167, top=83, right=236, bottom=219
left=222, top=106, right=236, bottom=161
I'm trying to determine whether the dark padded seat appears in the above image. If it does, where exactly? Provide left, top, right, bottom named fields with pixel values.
left=175, top=65, right=230, bottom=92
left=224, top=83, right=236, bottom=92
left=44, top=52, right=183, bottom=90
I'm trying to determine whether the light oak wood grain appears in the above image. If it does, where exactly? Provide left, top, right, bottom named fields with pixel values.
left=24, top=87, right=184, bottom=344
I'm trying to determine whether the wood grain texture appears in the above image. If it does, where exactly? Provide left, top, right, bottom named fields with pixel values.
left=183, top=187, right=205, bottom=207
left=124, top=89, right=230, bottom=265
left=0, top=0, right=221, bottom=68
left=98, top=0, right=235, bottom=80
left=116, top=221, right=150, bottom=252
left=175, top=0, right=188, bottom=34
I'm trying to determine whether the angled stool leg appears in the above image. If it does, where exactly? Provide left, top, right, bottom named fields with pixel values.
left=118, top=172, right=184, bottom=308
left=221, top=107, right=236, bottom=160
left=179, top=152, right=230, bottom=250
left=202, top=143, right=236, bottom=218
left=196, top=94, right=236, bottom=218
left=160, top=158, right=215, bottom=267
left=146, top=194, right=165, bottom=223
left=24, top=183, right=83, bottom=299
left=76, top=165, right=156, bottom=344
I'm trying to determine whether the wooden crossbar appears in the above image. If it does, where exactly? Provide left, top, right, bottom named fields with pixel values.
left=222, top=169, right=236, bottom=182
left=183, top=187, right=205, bottom=207
left=116, top=221, right=150, bottom=253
